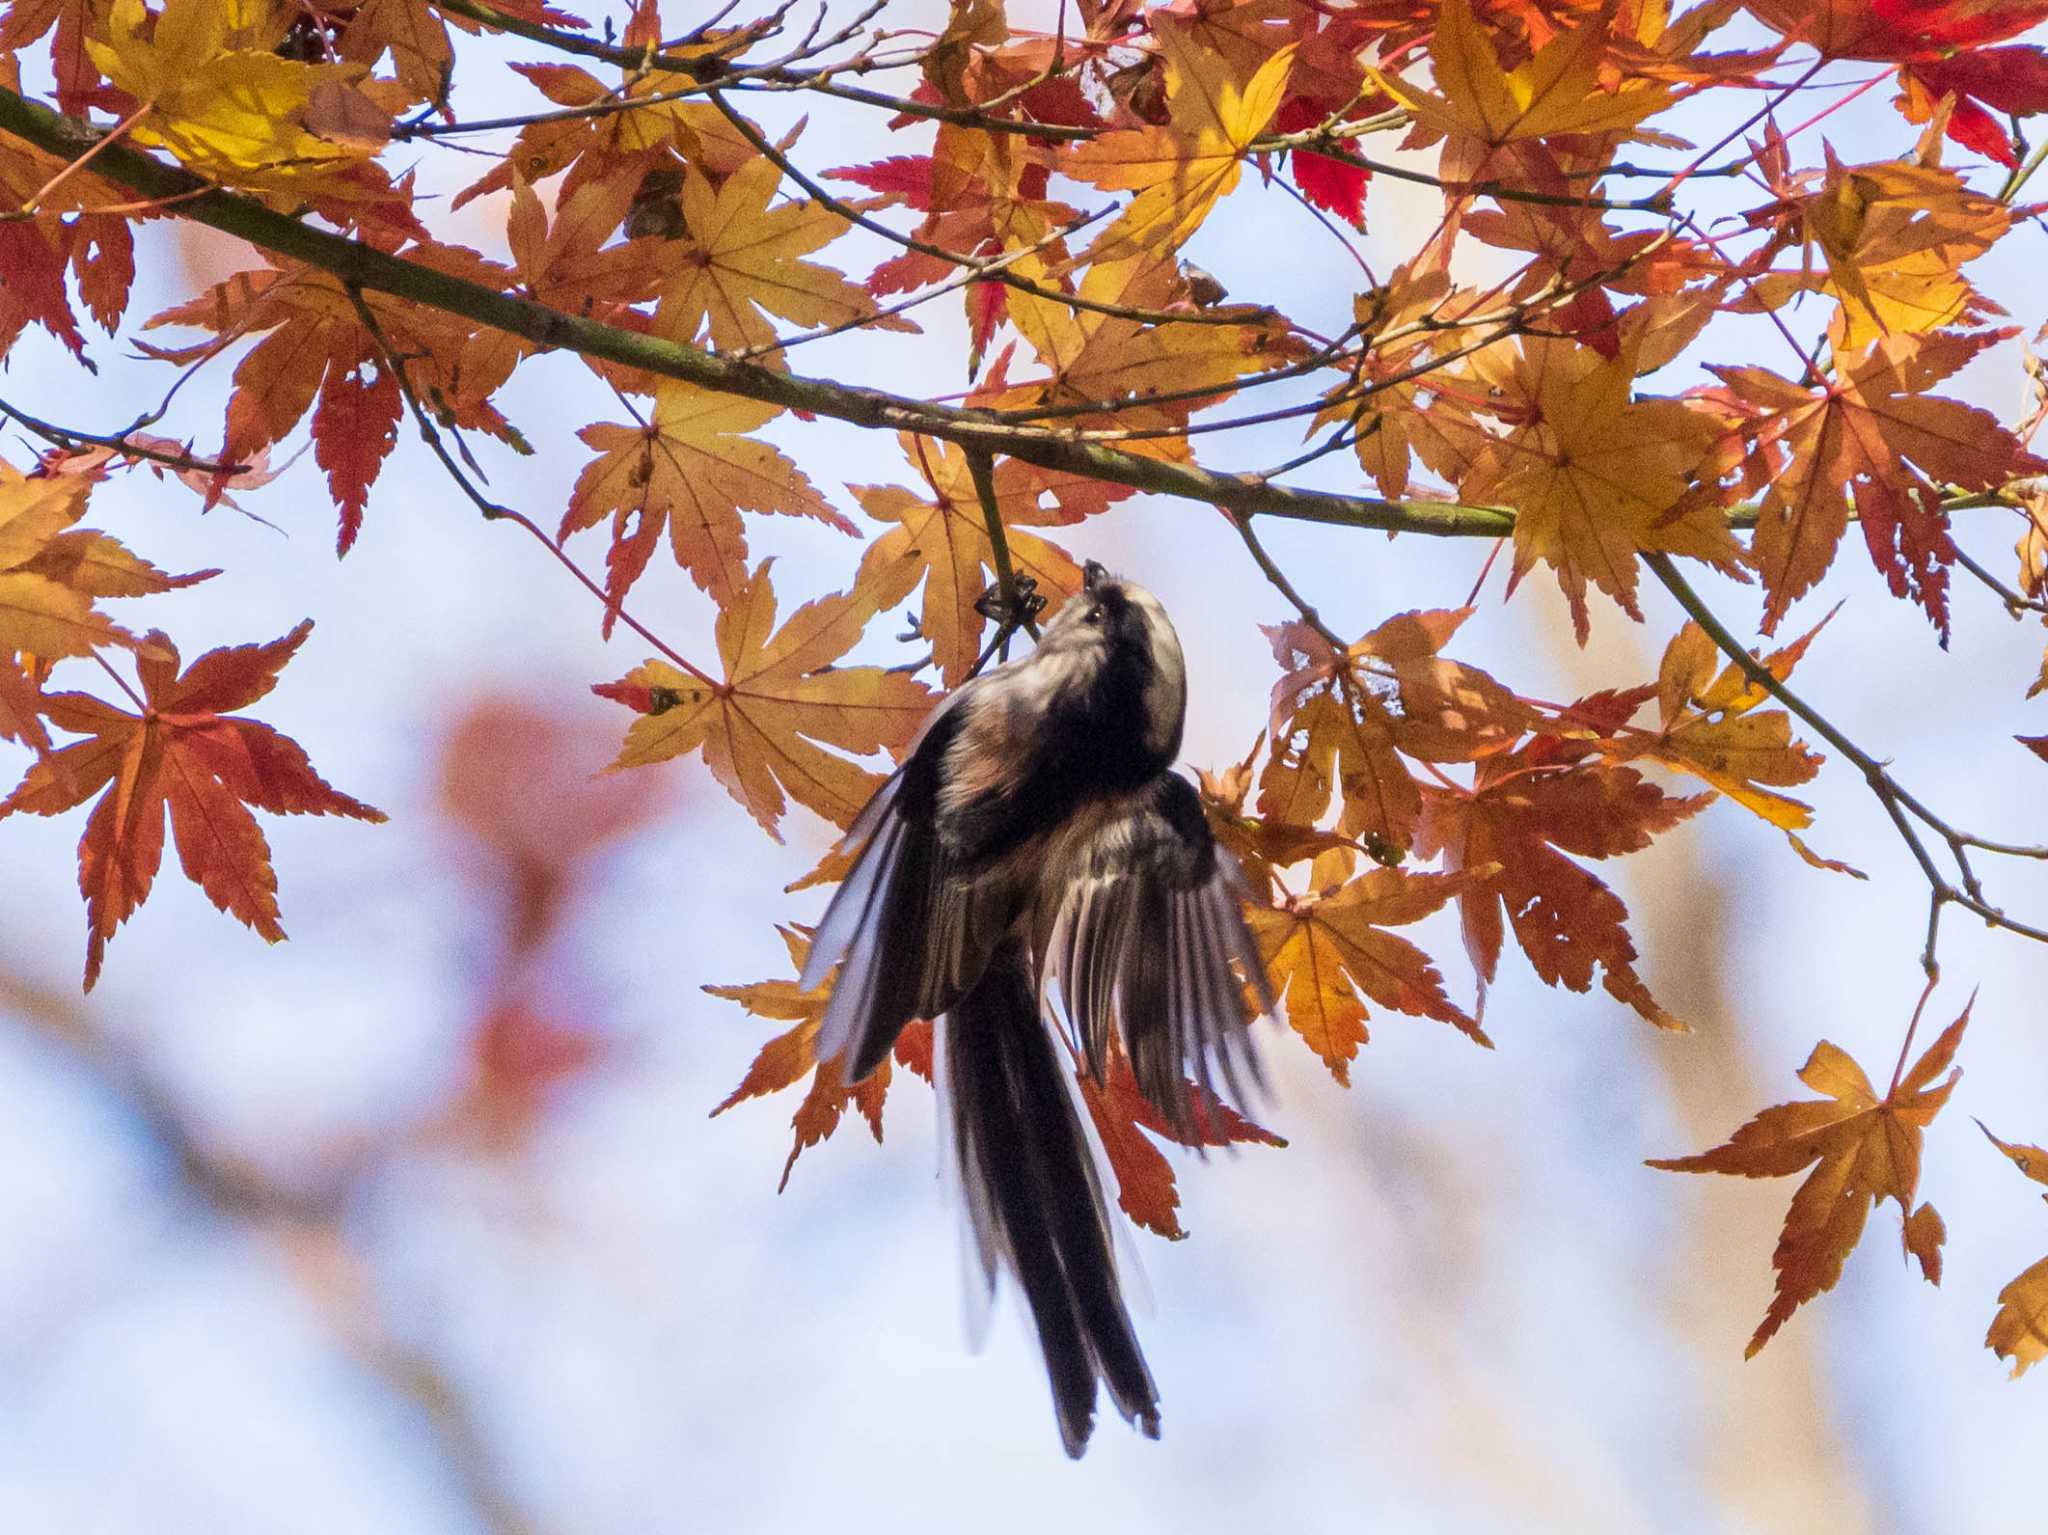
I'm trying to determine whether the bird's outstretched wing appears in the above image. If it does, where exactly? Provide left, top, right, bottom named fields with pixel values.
left=801, top=700, right=1010, bottom=1082
left=1042, top=772, right=1272, bottom=1136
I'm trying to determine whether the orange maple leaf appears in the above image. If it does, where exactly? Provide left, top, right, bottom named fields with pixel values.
left=1416, top=744, right=1706, bottom=1030
left=1076, top=1051, right=1285, bottom=1240
left=852, top=435, right=1086, bottom=686
left=0, top=620, right=385, bottom=990
left=1060, top=20, right=1294, bottom=263
left=1260, top=608, right=1533, bottom=860
left=1247, top=865, right=1495, bottom=1081
left=1650, top=1001, right=1970, bottom=1357
left=705, top=925, right=932, bottom=1190
left=650, top=158, right=874, bottom=356
left=1711, top=324, right=2044, bottom=638
left=144, top=258, right=519, bottom=552
left=1195, top=736, right=1359, bottom=902
left=1978, top=1117, right=2048, bottom=1377
left=563, top=381, right=852, bottom=624
left=594, top=564, right=935, bottom=836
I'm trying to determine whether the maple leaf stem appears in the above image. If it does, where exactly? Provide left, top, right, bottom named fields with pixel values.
left=12, top=98, right=151, bottom=217
left=87, top=650, right=145, bottom=713
left=1889, top=971, right=1941, bottom=1097
left=1233, top=514, right=1344, bottom=654
left=1645, top=552, right=2048, bottom=976
left=1664, top=59, right=1827, bottom=204
left=1999, top=136, right=2048, bottom=203
left=729, top=203, right=1117, bottom=364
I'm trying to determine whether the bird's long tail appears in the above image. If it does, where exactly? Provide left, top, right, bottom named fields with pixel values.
left=943, top=937, right=1160, bottom=1457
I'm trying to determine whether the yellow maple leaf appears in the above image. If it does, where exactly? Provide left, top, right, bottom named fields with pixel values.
left=86, top=0, right=387, bottom=192
left=1989, top=1258, right=2048, bottom=1378
left=651, top=158, right=873, bottom=355
left=563, top=382, right=853, bottom=623
left=850, top=435, right=1084, bottom=687
left=1650, top=1003, right=1968, bottom=1357
left=1632, top=618, right=1825, bottom=833
left=1061, top=23, right=1295, bottom=263
left=995, top=255, right=1299, bottom=463
left=1460, top=337, right=1746, bottom=643
left=0, top=458, right=183, bottom=660
left=596, top=563, right=934, bottom=836
left=1372, top=0, right=1674, bottom=147
left=1802, top=156, right=2009, bottom=348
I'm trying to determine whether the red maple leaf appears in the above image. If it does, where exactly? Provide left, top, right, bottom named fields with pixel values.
left=0, top=621, right=385, bottom=988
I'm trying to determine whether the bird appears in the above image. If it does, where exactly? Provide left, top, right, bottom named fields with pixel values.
left=799, top=560, right=1272, bottom=1457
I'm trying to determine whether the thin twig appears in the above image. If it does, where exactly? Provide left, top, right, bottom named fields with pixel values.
left=962, top=445, right=1037, bottom=652
left=344, top=285, right=715, bottom=686
left=0, top=395, right=246, bottom=476
left=1644, top=552, right=2048, bottom=978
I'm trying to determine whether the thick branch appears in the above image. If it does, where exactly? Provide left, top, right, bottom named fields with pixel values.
left=0, top=87, right=1515, bottom=540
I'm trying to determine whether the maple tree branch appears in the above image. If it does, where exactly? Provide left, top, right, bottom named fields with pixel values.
left=1951, top=542, right=2048, bottom=618
left=1232, top=512, right=1345, bottom=653
left=1644, top=553, right=2048, bottom=979
left=0, top=962, right=545, bottom=1535
left=0, top=394, right=246, bottom=477
left=1250, top=134, right=1677, bottom=214
left=0, top=86, right=1526, bottom=543
left=430, top=0, right=1096, bottom=141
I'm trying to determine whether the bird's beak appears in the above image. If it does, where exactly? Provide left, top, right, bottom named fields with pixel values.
left=1082, top=560, right=1109, bottom=592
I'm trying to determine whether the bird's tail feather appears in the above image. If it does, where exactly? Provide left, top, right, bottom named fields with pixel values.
left=943, top=939, right=1160, bottom=1457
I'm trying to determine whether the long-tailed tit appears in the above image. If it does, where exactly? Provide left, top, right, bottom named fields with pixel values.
left=800, top=561, right=1271, bottom=1457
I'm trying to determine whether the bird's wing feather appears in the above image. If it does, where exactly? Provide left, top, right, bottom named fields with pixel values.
left=802, top=697, right=1011, bottom=1082
left=1044, top=773, right=1272, bottom=1136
